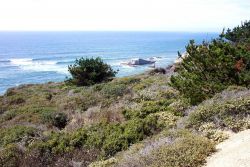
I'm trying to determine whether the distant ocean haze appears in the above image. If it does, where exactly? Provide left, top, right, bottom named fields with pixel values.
left=0, top=31, right=218, bottom=94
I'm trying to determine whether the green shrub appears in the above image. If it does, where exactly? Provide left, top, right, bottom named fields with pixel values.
left=9, top=95, right=25, bottom=105
left=170, top=22, right=250, bottom=105
left=101, top=124, right=128, bottom=156
left=222, top=20, right=250, bottom=43
left=101, top=116, right=159, bottom=157
left=167, top=99, right=189, bottom=116
left=155, top=112, right=180, bottom=129
left=198, top=123, right=229, bottom=143
left=114, top=130, right=215, bottom=167
left=40, top=109, right=56, bottom=123
left=67, top=57, right=117, bottom=86
left=0, top=111, right=17, bottom=122
left=59, top=89, right=99, bottom=112
left=0, top=126, right=36, bottom=147
left=33, top=132, right=73, bottom=154
left=101, top=83, right=128, bottom=98
left=42, top=111, right=68, bottom=129
left=117, top=77, right=141, bottom=85
left=186, top=92, right=250, bottom=132
left=52, top=113, right=68, bottom=129
left=170, top=38, right=250, bottom=104
left=149, top=68, right=166, bottom=75
left=89, top=157, right=117, bottom=167
left=45, top=93, right=53, bottom=101
left=123, top=99, right=173, bottom=119
left=33, top=116, right=160, bottom=158
left=147, top=133, right=215, bottom=167
left=0, top=144, right=22, bottom=167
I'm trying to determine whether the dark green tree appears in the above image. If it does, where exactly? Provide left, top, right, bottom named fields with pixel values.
left=170, top=38, right=250, bottom=104
left=67, top=57, right=117, bottom=86
left=221, top=20, right=250, bottom=44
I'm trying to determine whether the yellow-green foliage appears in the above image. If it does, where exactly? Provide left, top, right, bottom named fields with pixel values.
left=147, top=133, right=215, bottom=167
left=155, top=112, right=180, bottom=128
left=0, top=126, right=36, bottom=147
left=0, top=69, right=248, bottom=167
left=0, top=144, right=21, bottom=167
left=187, top=88, right=250, bottom=132
left=0, top=21, right=249, bottom=167
left=33, top=115, right=160, bottom=157
left=111, top=130, right=215, bottom=167
left=89, top=157, right=117, bottom=167
left=198, top=123, right=229, bottom=143
left=122, top=99, right=179, bottom=120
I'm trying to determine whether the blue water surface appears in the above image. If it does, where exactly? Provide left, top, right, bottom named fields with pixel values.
left=0, top=31, right=218, bottom=94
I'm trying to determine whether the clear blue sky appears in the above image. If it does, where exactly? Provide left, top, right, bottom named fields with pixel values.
left=0, top=0, right=249, bottom=32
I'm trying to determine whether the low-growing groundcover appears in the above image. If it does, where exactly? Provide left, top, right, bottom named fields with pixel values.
left=186, top=87, right=250, bottom=133
left=0, top=126, right=37, bottom=147
left=0, top=144, right=22, bottom=167
left=90, top=130, right=215, bottom=167
left=145, top=132, right=215, bottom=167
left=0, top=73, right=178, bottom=167
left=32, top=116, right=159, bottom=157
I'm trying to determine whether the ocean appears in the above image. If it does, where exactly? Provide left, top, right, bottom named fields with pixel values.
left=0, top=31, right=217, bottom=94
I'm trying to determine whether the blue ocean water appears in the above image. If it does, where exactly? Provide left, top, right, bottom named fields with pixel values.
left=0, top=31, right=217, bottom=94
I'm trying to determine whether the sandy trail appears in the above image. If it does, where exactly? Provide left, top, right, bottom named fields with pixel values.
left=205, top=129, right=250, bottom=167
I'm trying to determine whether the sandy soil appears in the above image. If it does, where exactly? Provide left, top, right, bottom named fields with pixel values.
left=205, top=129, right=250, bottom=167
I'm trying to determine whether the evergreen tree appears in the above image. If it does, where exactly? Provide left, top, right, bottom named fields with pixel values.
left=170, top=37, right=250, bottom=104
left=67, top=57, right=117, bottom=86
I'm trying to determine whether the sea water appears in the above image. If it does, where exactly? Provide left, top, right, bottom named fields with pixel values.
left=0, top=31, right=217, bottom=94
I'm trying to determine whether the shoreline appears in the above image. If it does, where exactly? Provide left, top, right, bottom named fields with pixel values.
left=0, top=61, right=176, bottom=96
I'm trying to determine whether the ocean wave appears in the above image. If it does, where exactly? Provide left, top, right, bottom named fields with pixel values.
left=10, top=58, right=34, bottom=66
left=0, top=60, right=11, bottom=63
left=4, top=55, right=169, bottom=76
left=9, top=58, right=68, bottom=74
left=56, top=60, right=75, bottom=65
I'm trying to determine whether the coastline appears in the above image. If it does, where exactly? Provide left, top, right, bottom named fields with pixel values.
left=0, top=31, right=218, bottom=96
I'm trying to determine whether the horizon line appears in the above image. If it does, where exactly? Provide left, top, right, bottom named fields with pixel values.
left=0, top=30, right=220, bottom=33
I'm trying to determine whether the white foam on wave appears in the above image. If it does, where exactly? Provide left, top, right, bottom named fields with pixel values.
left=9, top=58, right=68, bottom=74
left=10, top=58, right=33, bottom=66
left=108, top=61, right=124, bottom=66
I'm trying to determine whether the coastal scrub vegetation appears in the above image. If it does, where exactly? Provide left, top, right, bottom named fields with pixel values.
left=170, top=21, right=250, bottom=104
left=0, top=21, right=250, bottom=167
left=67, top=57, right=117, bottom=86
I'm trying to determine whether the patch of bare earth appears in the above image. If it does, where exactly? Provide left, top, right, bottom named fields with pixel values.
left=205, top=129, right=250, bottom=167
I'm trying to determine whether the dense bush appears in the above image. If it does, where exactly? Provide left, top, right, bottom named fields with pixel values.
left=67, top=57, right=117, bottom=86
left=170, top=37, right=250, bottom=104
left=149, top=68, right=167, bottom=75
left=8, top=95, right=25, bottom=105
left=0, top=144, right=22, bottom=167
left=222, top=20, right=250, bottom=43
left=0, top=126, right=36, bottom=147
left=123, top=99, right=175, bottom=119
left=186, top=88, right=250, bottom=132
left=42, top=111, right=68, bottom=129
left=33, top=116, right=159, bottom=158
left=146, top=133, right=215, bottom=167
left=52, top=113, right=68, bottom=129
left=110, top=130, right=215, bottom=167
left=100, top=83, right=128, bottom=98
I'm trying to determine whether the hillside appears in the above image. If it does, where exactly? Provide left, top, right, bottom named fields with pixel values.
left=1, top=69, right=249, bottom=167
left=1, top=21, right=250, bottom=167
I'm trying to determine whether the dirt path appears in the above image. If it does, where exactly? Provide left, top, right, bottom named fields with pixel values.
left=205, top=129, right=250, bottom=167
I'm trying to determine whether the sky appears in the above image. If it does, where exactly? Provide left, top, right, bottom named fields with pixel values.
left=0, top=0, right=249, bottom=32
